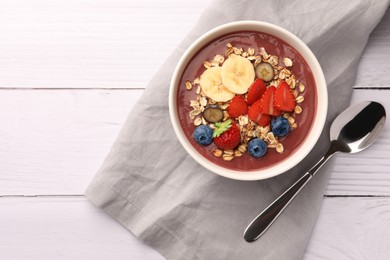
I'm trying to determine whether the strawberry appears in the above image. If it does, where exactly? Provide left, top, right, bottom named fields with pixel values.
left=228, top=96, right=248, bottom=118
left=274, top=81, right=296, bottom=112
left=247, top=78, right=267, bottom=105
left=260, top=86, right=281, bottom=116
left=248, top=100, right=271, bottom=126
left=213, top=120, right=241, bottom=150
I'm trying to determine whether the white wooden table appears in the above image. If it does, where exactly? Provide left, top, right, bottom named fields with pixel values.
left=1, top=1, right=389, bottom=259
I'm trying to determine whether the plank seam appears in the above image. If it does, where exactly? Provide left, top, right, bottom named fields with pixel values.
left=354, top=87, right=390, bottom=90
left=0, top=194, right=85, bottom=198
left=324, top=194, right=390, bottom=197
left=1, top=194, right=389, bottom=198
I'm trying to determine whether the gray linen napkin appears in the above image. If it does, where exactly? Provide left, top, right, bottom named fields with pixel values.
left=85, top=1, right=389, bottom=259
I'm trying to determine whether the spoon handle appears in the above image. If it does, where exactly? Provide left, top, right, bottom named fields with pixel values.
left=243, top=148, right=334, bottom=242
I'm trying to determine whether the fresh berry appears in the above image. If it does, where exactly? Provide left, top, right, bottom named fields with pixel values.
left=274, top=81, right=296, bottom=112
left=271, top=116, right=290, bottom=137
left=203, top=105, right=224, bottom=123
left=193, top=125, right=213, bottom=145
left=248, top=138, right=267, bottom=158
left=247, top=78, right=267, bottom=105
left=228, top=96, right=248, bottom=118
left=213, top=120, right=241, bottom=150
left=248, top=100, right=271, bottom=126
left=260, top=86, right=281, bottom=116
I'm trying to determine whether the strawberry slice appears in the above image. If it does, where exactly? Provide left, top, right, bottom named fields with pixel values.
left=228, top=96, right=248, bottom=118
left=260, top=86, right=281, bottom=116
left=274, top=81, right=296, bottom=112
left=247, top=78, right=267, bottom=105
left=248, top=100, right=271, bottom=126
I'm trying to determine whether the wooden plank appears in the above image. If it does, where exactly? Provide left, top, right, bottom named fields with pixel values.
left=0, top=197, right=164, bottom=260
left=0, top=88, right=389, bottom=196
left=0, top=0, right=388, bottom=89
left=0, top=89, right=142, bottom=195
left=304, top=196, right=390, bottom=260
left=0, top=0, right=210, bottom=89
left=355, top=8, right=390, bottom=87
left=0, top=196, right=389, bottom=259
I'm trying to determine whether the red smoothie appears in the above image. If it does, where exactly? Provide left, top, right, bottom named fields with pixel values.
left=177, top=31, right=317, bottom=171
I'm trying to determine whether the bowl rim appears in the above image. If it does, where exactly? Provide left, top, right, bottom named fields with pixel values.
left=169, top=20, right=328, bottom=181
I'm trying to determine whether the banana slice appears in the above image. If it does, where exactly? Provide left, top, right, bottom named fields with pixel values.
left=221, top=54, right=255, bottom=94
left=199, top=67, right=235, bottom=102
left=255, top=62, right=274, bottom=82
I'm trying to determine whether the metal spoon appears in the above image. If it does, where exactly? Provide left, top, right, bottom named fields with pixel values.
left=244, top=101, right=386, bottom=242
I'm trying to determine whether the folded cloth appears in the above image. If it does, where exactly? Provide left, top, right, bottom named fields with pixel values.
left=85, top=1, right=389, bottom=259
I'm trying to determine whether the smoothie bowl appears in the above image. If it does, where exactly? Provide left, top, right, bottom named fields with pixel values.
left=169, top=21, right=327, bottom=181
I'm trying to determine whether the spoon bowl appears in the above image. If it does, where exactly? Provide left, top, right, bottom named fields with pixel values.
left=244, top=101, right=386, bottom=242
left=330, top=101, right=386, bottom=153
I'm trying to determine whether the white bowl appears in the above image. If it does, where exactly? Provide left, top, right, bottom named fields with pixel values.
left=169, top=21, right=327, bottom=181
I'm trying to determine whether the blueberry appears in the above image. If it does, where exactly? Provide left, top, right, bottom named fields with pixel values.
left=271, top=116, right=290, bottom=137
left=248, top=138, right=267, bottom=158
left=193, top=125, right=213, bottom=146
